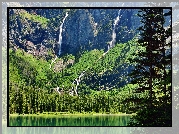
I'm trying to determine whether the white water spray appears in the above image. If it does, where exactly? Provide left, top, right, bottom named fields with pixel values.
left=71, top=8, right=125, bottom=95
left=72, top=71, right=85, bottom=96
left=49, top=12, right=68, bottom=70
left=49, top=55, right=58, bottom=69
left=58, top=12, right=68, bottom=56
left=108, top=7, right=124, bottom=50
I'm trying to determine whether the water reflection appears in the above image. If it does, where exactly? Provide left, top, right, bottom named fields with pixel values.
left=9, top=115, right=132, bottom=126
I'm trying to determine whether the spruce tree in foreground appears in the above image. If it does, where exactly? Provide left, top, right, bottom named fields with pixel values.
left=128, top=8, right=172, bottom=126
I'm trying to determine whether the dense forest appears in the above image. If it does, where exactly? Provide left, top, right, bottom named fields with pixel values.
left=9, top=7, right=172, bottom=126
left=9, top=39, right=142, bottom=114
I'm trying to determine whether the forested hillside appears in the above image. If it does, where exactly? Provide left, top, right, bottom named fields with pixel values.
left=8, top=8, right=172, bottom=126
left=9, top=38, right=142, bottom=114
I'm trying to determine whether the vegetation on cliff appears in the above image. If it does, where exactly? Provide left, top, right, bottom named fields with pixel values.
left=8, top=8, right=172, bottom=127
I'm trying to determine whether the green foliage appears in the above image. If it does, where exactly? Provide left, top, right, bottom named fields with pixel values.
left=127, top=8, right=172, bottom=126
left=9, top=38, right=140, bottom=116
left=128, top=103, right=172, bottom=127
left=9, top=48, right=54, bottom=88
left=62, top=54, right=75, bottom=61
left=19, top=11, right=49, bottom=28
left=9, top=85, right=137, bottom=115
left=80, top=38, right=138, bottom=90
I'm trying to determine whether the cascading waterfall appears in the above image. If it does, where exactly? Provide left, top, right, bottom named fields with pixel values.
left=108, top=8, right=123, bottom=50
left=49, top=55, right=57, bottom=69
left=72, top=8, right=125, bottom=96
left=49, top=8, right=125, bottom=95
left=49, top=12, right=68, bottom=69
left=72, top=71, right=85, bottom=96
left=58, top=12, right=68, bottom=56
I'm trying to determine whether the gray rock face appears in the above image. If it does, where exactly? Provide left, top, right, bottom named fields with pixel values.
left=62, top=9, right=95, bottom=54
left=9, top=9, right=140, bottom=57
left=61, top=9, right=140, bottom=55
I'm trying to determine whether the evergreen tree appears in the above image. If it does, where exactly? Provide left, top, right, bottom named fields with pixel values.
left=128, top=8, right=172, bottom=126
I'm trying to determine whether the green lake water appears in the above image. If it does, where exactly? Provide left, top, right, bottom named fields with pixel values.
left=9, top=115, right=132, bottom=126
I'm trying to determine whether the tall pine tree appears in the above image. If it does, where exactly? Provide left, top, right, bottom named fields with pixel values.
left=128, top=8, right=172, bottom=126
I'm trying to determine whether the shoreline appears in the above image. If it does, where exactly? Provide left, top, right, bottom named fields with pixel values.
left=9, top=112, right=136, bottom=117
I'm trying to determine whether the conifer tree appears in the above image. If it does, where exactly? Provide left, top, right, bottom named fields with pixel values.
left=128, top=8, right=172, bottom=126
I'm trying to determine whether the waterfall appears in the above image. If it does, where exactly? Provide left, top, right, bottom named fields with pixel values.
left=108, top=8, right=124, bottom=50
left=49, top=12, right=68, bottom=69
left=58, top=12, right=68, bottom=56
left=70, top=7, right=125, bottom=95
left=72, top=71, right=86, bottom=96
left=49, top=55, right=58, bottom=69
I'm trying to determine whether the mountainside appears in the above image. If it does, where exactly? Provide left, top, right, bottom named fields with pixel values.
left=9, top=38, right=139, bottom=93
left=9, top=9, right=140, bottom=58
left=8, top=8, right=145, bottom=115
left=9, top=38, right=140, bottom=115
left=8, top=6, right=173, bottom=127
left=9, top=8, right=142, bottom=93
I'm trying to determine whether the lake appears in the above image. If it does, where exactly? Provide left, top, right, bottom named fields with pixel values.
left=9, top=115, right=132, bottom=126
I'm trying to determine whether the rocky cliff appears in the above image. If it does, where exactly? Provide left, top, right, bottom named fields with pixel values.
left=9, top=8, right=140, bottom=59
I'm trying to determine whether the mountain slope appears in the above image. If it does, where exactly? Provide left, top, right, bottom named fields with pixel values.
left=9, top=8, right=140, bottom=58
left=9, top=38, right=140, bottom=94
